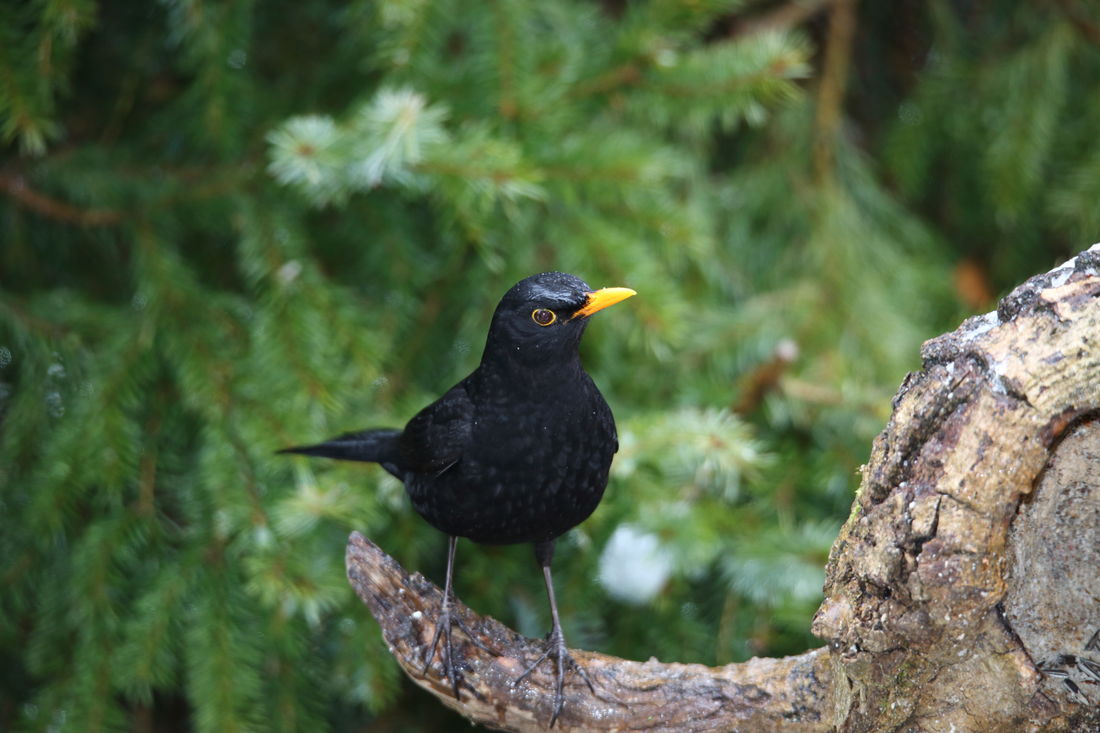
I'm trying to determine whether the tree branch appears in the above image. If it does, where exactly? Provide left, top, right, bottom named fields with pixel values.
left=0, top=171, right=123, bottom=226
left=1052, top=0, right=1100, bottom=46
left=813, top=0, right=856, bottom=182
left=813, top=244, right=1100, bottom=731
left=730, top=0, right=837, bottom=40
left=346, top=533, right=833, bottom=732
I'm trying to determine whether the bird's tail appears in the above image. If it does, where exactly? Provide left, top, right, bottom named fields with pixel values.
left=278, top=428, right=401, bottom=466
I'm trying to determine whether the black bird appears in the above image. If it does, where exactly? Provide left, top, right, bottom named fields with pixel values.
left=280, top=272, right=635, bottom=725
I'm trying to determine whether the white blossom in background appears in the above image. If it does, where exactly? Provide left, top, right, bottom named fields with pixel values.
left=598, top=524, right=673, bottom=605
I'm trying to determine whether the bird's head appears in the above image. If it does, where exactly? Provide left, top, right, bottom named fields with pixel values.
left=481, top=272, right=636, bottom=367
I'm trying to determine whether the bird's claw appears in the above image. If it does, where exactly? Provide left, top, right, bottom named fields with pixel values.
left=514, top=629, right=594, bottom=727
left=420, top=604, right=491, bottom=700
left=421, top=604, right=461, bottom=699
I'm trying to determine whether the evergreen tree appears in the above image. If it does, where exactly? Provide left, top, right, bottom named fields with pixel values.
left=2, top=0, right=1095, bottom=730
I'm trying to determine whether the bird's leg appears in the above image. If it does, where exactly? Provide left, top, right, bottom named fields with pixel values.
left=422, top=535, right=463, bottom=699
left=515, top=541, right=595, bottom=727
left=421, top=536, right=492, bottom=699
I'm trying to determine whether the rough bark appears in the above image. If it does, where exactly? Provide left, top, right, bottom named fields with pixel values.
left=345, top=245, right=1100, bottom=731
left=811, top=244, right=1100, bottom=732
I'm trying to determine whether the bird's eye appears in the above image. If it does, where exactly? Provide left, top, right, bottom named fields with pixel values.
left=531, top=308, right=556, bottom=326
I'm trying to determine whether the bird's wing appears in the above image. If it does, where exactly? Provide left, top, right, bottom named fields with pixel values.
left=398, top=382, right=475, bottom=475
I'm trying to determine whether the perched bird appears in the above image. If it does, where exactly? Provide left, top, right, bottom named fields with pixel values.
left=280, top=272, right=635, bottom=725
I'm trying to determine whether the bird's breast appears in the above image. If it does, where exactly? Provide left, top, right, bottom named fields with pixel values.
left=406, top=375, right=617, bottom=544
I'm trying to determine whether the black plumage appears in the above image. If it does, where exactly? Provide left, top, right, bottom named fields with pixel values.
left=280, top=272, right=635, bottom=725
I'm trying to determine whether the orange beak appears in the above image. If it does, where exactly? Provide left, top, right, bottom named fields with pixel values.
left=572, top=287, right=637, bottom=319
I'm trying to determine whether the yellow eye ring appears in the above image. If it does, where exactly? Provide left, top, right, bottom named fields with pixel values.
left=531, top=308, right=556, bottom=326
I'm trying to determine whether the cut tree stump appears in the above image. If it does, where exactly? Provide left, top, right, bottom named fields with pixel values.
left=346, top=245, right=1100, bottom=732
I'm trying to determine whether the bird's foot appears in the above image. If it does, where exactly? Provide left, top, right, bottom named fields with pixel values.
left=514, top=628, right=594, bottom=727
left=420, top=603, right=491, bottom=699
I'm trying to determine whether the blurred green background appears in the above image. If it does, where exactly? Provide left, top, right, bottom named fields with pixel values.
left=2, top=0, right=1097, bottom=730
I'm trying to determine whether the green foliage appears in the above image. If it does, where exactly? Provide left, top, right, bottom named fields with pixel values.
left=880, top=0, right=1099, bottom=284
left=1, top=0, right=1094, bottom=730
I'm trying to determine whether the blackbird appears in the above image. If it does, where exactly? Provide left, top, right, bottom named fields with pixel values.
left=280, top=272, right=635, bottom=725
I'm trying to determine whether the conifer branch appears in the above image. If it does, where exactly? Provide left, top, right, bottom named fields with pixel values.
left=730, top=0, right=837, bottom=39
left=0, top=164, right=254, bottom=227
left=0, top=295, right=72, bottom=338
left=1051, top=0, right=1100, bottom=45
left=812, top=0, right=855, bottom=181
left=0, top=171, right=123, bottom=226
left=570, top=63, right=645, bottom=98
left=649, top=67, right=795, bottom=99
